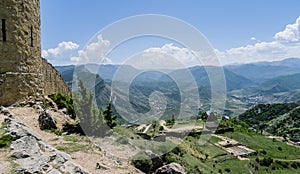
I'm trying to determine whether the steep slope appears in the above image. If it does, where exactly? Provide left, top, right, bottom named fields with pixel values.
left=238, top=101, right=300, bottom=135
left=260, top=73, right=300, bottom=93
left=0, top=104, right=142, bottom=174
left=56, top=65, right=111, bottom=110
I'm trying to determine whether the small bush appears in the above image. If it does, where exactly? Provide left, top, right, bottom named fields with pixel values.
left=163, top=154, right=177, bottom=164
left=159, top=126, right=164, bottom=131
left=259, top=157, right=273, bottom=167
left=49, top=93, right=75, bottom=118
left=291, top=161, right=300, bottom=169
left=261, top=150, right=267, bottom=155
left=172, top=146, right=185, bottom=157
left=131, top=152, right=152, bottom=174
left=0, top=134, right=12, bottom=148
left=277, top=146, right=282, bottom=151
left=224, top=168, right=231, bottom=173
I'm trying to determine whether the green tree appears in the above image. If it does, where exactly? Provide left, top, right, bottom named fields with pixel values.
left=74, top=80, right=106, bottom=136
left=103, top=101, right=117, bottom=129
left=74, top=80, right=93, bottom=135
left=258, top=123, right=267, bottom=135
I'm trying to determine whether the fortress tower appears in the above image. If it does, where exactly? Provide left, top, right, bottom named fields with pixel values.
left=0, top=0, right=70, bottom=106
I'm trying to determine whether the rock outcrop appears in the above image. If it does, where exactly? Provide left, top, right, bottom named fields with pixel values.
left=155, top=162, right=186, bottom=174
left=145, top=150, right=164, bottom=172
left=38, top=110, right=57, bottom=130
left=2, top=108, right=88, bottom=174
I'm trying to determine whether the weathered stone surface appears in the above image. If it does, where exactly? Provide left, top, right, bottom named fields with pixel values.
left=3, top=109, right=88, bottom=174
left=38, top=110, right=57, bottom=130
left=0, top=0, right=70, bottom=106
left=145, top=150, right=164, bottom=172
left=155, top=163, right=186, bottom=174
left=0, top=106, right=14, bottom=118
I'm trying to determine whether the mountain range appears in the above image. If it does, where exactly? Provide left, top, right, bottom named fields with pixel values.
left=55, top=58, right=300, bottom=118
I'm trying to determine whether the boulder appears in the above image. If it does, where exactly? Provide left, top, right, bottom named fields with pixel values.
left=145, top=150, right=164, bottom=172
left=155, top=163, right=186, bottom=174
left=38, top=110, right=57, bottom=130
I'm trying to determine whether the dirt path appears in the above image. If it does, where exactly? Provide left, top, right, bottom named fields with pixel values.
left=7, top=106, right=141, bottom=174
left=142, top=124, right=152, bottom=133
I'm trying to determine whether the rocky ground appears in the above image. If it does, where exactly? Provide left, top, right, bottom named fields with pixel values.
left=0, top=102, right=142, bottom=174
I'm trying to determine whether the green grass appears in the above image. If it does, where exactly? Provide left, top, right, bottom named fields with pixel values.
left=55, top=134, right=93, bottom=153
left=46, top=128, right=62, bottom=136
left=63, top=135, right=80, bottom=142
left=223, top=131, right=300, bottom=160
left=56, top=142, right=91, bottom=153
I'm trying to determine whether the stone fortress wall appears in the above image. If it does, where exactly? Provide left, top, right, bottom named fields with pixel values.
left=0, top=0, right=70, bottom=106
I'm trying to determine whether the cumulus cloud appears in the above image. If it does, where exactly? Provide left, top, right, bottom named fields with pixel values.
left=138, top=17, right=300, bottom=67
left=217, top=16, right=300, bottom=65
left=44, top=17, right=300, bottom=66
left=138, top=43, right=220, bottom=68
left=72, top=34, right=113, bottom=64
left=274, top=16, right=300, bottom=42
left=143, top=44, right=199, bottom=67
left=42, top=41, right=79, bottom=65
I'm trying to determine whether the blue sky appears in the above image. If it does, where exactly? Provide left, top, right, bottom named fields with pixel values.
left=41, top=0, right=300, bottom=66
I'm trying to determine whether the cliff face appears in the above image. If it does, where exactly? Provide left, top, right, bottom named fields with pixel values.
left=0, top=0, right=70, bottom=106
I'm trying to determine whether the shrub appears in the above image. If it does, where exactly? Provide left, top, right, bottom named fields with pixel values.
left=159, top=126, right=164, bottom=131
left=291, top=161, right=300, bottom=169
left=131, top=152, right=152, bottom=174
left=49, top=93, right=75, bottom=118
left=0, top=134, right=12, bottom=148
left=162, top=154, right=177, bottom=164
left=259, top=157, right=273, bottom=167
left=261, top=150, right=267, bottom=155
left=224, top=168, right=231, bottom=173
left=172, top=146, right=185, bottom=157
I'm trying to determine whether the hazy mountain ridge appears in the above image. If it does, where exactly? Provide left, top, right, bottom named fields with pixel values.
left=225, top=58, right=300, bottom=83
left=55, top=58, right=300, bottom=117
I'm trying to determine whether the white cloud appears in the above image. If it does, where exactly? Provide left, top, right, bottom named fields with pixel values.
left=44, top=17, right=300, bottom=66
left=43, top=34, right=113, bottom=65
left=138, top=43, right=220, bottom=68
left=72, top=34, right=113, bottom=64
left=217, top=16, right=300, bottom=65
left=137, top=17, right=300, bottom=67
left=274, top=16, right=300, bottom=42
left=143, top=44, right=199, bottom=67
left=42, top=41, right=79, bottom=65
